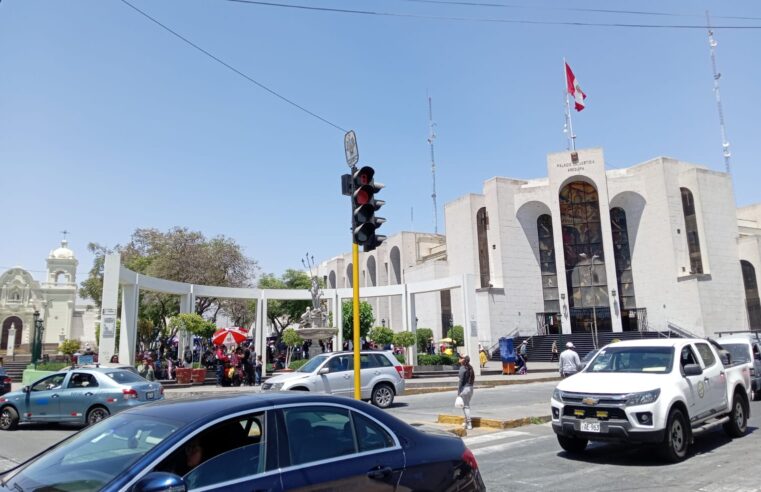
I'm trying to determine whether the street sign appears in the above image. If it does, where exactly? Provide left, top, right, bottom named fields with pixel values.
left=344, top=130, right=358, bottom=168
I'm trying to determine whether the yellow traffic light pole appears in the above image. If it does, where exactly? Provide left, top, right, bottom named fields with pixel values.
left=352, top=242, right=361, bottom=399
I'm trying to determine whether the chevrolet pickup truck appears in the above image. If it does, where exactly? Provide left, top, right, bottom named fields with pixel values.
left=550, top=338, right=750, bottom=462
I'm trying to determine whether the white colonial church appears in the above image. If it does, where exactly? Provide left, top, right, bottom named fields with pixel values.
left=0, top=239, right=99, bottom=353
left=318, top=147, right=761, bottom=348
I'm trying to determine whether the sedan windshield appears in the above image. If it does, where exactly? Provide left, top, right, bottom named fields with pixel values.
left=1, top=414, right=180, bottom=491
left=297, top=354, right=330, bottom=373
left=585, top=346, right=674, bottom=374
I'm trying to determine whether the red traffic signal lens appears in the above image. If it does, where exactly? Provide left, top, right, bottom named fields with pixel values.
left=355, top=189, right=370, bottom=205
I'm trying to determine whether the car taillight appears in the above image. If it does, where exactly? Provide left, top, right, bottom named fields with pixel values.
left=2, top=377, right=10, bottom=385
left=462, top=447, right=478, bottom=470
left=394, top=365, right=403, bottom=376
left=0, top=398, right=6, bottom=403
left=122, top=388, right=138, bottom=400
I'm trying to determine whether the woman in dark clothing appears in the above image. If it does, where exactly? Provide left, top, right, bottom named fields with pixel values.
left=458, top=355, right=475, bottom=430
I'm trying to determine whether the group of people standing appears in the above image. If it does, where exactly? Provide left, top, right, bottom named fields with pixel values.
left=215, top=343, right=263, bottom=387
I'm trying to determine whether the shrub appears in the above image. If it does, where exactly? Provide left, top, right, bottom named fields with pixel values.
left=58, top=339, right=81, bottom=357
left=447, top=325, right=465, bottom=347
left=417, top=354, right=459, bottom=366
left=416, top=328, right=433, bottom=353
left=394, top=353, right=405, bottom=364
left=393, top=331, right=416, bottom=349
left=368, top=326, right=394, bottom=347
left=35, top=362, right=69, bottom=371
left=288, top=359, right=309, bottom=371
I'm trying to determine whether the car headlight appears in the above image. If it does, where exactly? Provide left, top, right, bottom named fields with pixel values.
left=268, top=383, right=284, bottom=391
left=626, top=389, right=660, bottom=406
left=552, top=388, right=564, bottom=402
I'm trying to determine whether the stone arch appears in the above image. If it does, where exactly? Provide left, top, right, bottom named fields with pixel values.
left=1, top=316, right=23, bottom=350
left=390, top=246, right=401, bottom=284
left=328, top=270, right=337, bottom=289
left=54, top=270, right=70, bottom=284
left=609, top=191, right=646, bottom=252
left=366, top=256, right=377, bottom=286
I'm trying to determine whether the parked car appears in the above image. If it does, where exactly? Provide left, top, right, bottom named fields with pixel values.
left=262, top=350, right=405, bottom=408
left=0, top=367, right=163, bottom=430
left=0, top=393, right=485, bottom=492
left=551, top=338, right=750, bottom=462
left=0, top=369, right=11, bottom=396
left=64, top=363, right=141, bottom=376
left=717, top=335, right=761, bottom=401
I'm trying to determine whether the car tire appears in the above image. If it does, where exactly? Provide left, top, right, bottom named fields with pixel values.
left=86, top=406, right=110, bottom=426
left=0, top=406, right=19, bottom=431
left=723, top=391, right=748, bottom=438
left=661, top=408, right=689, bottom=463
left=556, top=435, right=587, bottom=454
left=371, top=383, right=394, bottom=409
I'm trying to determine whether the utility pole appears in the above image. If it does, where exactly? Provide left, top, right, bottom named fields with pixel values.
left=427, top=95, right=438, bottom=234
left=706, top=11, right=732, bottom=175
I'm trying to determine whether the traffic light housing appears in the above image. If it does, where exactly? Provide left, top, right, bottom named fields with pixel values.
left=351, top=166, right=386, bottom=252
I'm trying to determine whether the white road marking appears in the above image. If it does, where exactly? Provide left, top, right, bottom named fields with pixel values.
left=463, top=429, right=530, bottom=445
left=471, top=436, right=552, bottom=456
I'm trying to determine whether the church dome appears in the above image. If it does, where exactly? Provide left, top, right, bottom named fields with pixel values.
left=50, top=240, right=75, bottom=259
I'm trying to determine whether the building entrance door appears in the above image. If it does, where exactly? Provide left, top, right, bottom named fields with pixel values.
left=569, top=307, right=611, bottom=335
left=1, top=316, right=23, bottom=350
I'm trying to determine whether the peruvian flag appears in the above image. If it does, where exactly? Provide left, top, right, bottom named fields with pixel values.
left=565, top=62, right=586, bottom=111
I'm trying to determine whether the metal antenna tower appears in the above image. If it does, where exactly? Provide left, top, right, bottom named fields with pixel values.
left=427, top=95, right=439, bottom=234
left=706, top=11, right=731, bottom=174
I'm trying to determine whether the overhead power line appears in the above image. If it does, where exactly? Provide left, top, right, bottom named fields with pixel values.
left=224, top=0, right=761, bottom=29
left=118, top=0, right=347, bottom=132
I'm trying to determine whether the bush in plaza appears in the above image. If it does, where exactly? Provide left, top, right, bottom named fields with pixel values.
left=416, top=328, right=434, bottom=353
left=393, top=331, right=416, bottom=351
left=447, top=325, right=465, bottom=347
left=417, top=354, right=458, bottom=366
left=281, top=328, right=303, bottom=367
left=394, top=353, right=405, bottom=364
left=58, top=339, right=81, bottom=360
left=288, top=359, right=309, bottom=371
left=368, top=326, right=394, bottom=347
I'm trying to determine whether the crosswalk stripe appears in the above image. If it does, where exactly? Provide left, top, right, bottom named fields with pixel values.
left=463, top=429, right=530, bottom=446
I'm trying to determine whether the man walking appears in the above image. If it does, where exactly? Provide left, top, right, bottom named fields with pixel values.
left=559, top=342, right=583, bottom=378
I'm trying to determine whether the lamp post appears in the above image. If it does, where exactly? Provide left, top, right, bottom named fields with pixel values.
left=31, top=309, right=45, bottom=366
left=589, top=255, right=601, bottom=349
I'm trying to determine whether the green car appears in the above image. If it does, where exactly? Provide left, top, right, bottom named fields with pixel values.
left=0, top=367, right=163, bottom=430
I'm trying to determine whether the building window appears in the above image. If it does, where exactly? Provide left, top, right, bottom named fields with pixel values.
left=476, top=207, right=491, bottom=288
left=610, top=208, right=637, bottom=311
left=537, top=215, right=560, bottom=313
left=680, top=187, right=703, bottom=274
left=741, top=260, right=761, bottom=330
left=560, top=181, right=611, bottom=333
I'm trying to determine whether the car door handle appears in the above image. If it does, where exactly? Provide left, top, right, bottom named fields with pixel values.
left=84, top=392, right=94, bottom=396
left=51, top=394, right=60, bottom=399
left=367, top=466, right=393, bottom=480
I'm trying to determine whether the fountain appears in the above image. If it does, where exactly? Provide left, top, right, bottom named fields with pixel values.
left=296, top=254, right=337, bottom=358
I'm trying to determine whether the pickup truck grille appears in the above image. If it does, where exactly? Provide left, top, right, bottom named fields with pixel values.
left=560, top=392, right=628, bottom=405
left=563, top=405, right=627, bottom=420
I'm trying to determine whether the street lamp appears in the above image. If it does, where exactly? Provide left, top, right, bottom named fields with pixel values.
left=31, top=309, right=45, bottom=366
left=381, top=318, right=386, bottom=328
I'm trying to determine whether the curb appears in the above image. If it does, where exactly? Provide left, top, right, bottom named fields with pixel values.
left=406, top=376, right=561, bottom=390
left=437, top=413, right=552, bottom=430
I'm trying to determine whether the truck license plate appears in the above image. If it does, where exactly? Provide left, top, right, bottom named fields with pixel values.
left=146, top=391, right=154, bottom=400
left=580, top=421, right=601, bottom=433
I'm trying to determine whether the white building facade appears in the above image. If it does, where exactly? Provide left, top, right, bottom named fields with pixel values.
left=0, top=240, right=99, bottom=353
left=319, top=148, right=760, bottom=348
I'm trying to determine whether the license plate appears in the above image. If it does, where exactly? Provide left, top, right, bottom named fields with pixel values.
left=146, top=391, right=154, bottom=400
left=580, top=421, right=601, bottom=433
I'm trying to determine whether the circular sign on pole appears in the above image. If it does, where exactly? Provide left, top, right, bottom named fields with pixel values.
left=344, top=130, right=359, bottom=168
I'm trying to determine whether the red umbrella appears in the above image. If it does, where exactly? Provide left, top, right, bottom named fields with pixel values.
left=212, top=327, right=248, bottom=346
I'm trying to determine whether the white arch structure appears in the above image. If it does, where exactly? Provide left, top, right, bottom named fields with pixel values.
left=100, top=253, right=480, bottom=376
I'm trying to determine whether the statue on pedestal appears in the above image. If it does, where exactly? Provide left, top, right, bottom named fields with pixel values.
left=296, top=254, right=336, bottom=357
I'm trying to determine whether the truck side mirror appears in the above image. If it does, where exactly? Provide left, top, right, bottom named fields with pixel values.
left=683, top=364, right=702, bottom=376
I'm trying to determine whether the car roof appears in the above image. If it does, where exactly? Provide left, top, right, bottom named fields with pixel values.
left=124, top=392, right=386, bottom=426
left=601, top=339, right=687, bottom=348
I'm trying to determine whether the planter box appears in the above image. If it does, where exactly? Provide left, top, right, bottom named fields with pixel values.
left=191, top=368, right=207, bottom=385
left=175, top=368, right=192, bottom=385
left=415, top=365, right=458, bottom=372
left=401, top=365, right=414, bottom=379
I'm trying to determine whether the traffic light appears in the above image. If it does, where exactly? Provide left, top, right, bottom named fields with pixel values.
left=351, top=166, right=386, bottom=252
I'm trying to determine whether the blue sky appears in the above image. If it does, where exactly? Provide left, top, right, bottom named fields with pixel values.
left=2, top=0, right=760, bottom=283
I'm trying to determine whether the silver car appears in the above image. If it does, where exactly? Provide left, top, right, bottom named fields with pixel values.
left=0, top=367, right=163, bottom=430
left=262, top=351, right=405, bottom=408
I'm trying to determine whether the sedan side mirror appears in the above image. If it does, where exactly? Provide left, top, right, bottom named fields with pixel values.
left=683, top=364, right=703, bottom=376
left=22, top=386, right=30, bottom=393
left=318, top=367, right=330, bottom=375
left=132, top=472, right=186, bottom=492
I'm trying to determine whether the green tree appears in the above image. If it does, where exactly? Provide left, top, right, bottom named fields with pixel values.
left=368, top=326, right=394, bottom=347
left=168, top=313, right=216, bottom=353
left=341, top=301, right=374, bottom=342
left=258, top=269, right=315, bottom=344
left=416, top=327, right=434, bottom=353
left=447, top=325, right=465, bottom=347
left=281, top=328, right=303, bottom=367
left=58, top=339, right=81, bottom=359
left=393, top=331, right=416, bottom=350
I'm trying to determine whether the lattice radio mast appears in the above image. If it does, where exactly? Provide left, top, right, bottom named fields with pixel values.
left=706, top=11, right=731, bottom=174
left=427, top=95, right=439, bottom=234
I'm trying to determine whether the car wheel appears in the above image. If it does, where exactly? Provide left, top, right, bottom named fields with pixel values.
left=371, top=384, right=394, bottom=409
left=661, top=408, right=689, bottom=462
left=86, top=406, right=110, bottom=426
left=556, top=435, right=587, bottom=454
left=0, top=407, right=19, bottom=431
left=723, top=392, right=748, bottom=438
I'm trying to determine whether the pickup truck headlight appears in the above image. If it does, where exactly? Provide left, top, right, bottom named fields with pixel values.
left=626, top=389, right=660, bottom=406
left=552, top=389, right=564, bottom=402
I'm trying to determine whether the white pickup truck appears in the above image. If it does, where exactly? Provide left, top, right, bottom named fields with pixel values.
left=550, top=338, right=751, bottom=462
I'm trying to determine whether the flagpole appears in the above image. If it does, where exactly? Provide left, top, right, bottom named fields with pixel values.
left=563, top=58, right=576, bottom=151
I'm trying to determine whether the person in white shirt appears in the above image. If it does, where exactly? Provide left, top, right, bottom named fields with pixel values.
left=559, top=342, right=583, bottom=378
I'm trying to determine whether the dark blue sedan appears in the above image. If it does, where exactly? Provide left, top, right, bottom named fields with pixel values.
left=0, top=393, right=485, bottom=491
